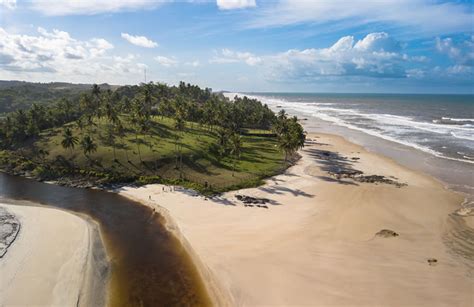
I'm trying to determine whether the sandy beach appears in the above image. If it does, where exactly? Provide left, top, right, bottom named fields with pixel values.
left=120, top=133, right=474, bottom=306
left=0, top=203, right=105, bottom=306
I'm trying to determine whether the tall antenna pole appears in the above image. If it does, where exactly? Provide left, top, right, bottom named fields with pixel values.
left=144, top=68, right=147, bottom=83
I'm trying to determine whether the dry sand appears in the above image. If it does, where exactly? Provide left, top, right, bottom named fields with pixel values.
left=120, top=133, right=474, bottom=307
left=0, top=204, right=99, bottom=306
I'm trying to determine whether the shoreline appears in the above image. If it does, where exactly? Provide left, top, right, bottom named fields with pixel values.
left=0, top=201, right=108, bottom=306
left=120, top=132, right=474, bottom=306
left=228, top=92, right=474, bottom=204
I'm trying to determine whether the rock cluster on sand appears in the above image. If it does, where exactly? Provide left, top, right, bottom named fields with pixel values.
left=329, top=170, right=407, bottom=188
left=235, top=195, right=270, bottom=205
left=0, top=207, right=21, bottom=258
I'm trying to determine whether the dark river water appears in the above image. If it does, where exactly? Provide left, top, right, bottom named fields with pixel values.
left=0, top=172, right=211, bottom=306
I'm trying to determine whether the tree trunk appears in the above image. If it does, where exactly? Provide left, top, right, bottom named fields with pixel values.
left=232, top=158, right=236, bottom=177
left=179, top=143, right=183, bottom=179
left=136, top=133, right=142, bottom=162
left=175, top=137, right=179, bottom=169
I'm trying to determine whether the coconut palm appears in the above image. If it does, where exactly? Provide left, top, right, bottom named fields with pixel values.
left=61, top=127, right=78, bottom=155
left=80, top=135, right=97, bottom=161
left=105, top=124, right=117, bottom=161
left=174, top=114, right=185, bottom=175
left=229, top=133, right=242, bottom=176
left=115, top=121, right=130, bottom=162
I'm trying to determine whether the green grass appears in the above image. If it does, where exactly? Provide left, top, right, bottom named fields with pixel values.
left=34, top=116, right=286, bottom=191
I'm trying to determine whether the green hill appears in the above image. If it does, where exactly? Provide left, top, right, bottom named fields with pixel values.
left=0, top=82, right=305, bottom=194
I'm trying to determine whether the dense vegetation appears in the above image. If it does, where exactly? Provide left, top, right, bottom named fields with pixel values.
left=0, top=81, right=115, bottom=114
left=0, top=81, right=305, bottom=193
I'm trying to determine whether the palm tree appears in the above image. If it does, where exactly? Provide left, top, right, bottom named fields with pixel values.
left=75, top=116, right=85, bottom=132
left=115, top=121, right=130, bottom=162
left=130, top=98, right=144, bottom=162
left=275, top=116, right=306, bottom=161
left=105, top=124, right=117, bottom=161
left=229, top=133, right=242, bottom=176
left=80, top=135, right=97, bottom=161
left=61, top=128, right=78, bottom=155
left=91, top=84, right=102, bottom=118
left=174, top=114, right=185, bottom=175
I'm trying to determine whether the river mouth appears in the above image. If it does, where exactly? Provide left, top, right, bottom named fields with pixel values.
left=0, top=172, right=211, bottom=307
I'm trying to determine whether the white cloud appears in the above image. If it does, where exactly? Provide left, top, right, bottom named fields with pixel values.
left=216, top=0, right=256, bottom=10
left=436, top=36, right=474, bottom=67
left=208, top=32, right=416, bottom=83
left=154, top=55, right=178, bottom=67
left=209, top=33, right=410, bottom=81
left=185, top=60, right=201, bottom=67
left=0, top=27, right=146, bottom=84
left=0, top=0, right=16, bottom=9
left=29, top=0, right=164, bottom=16
left=210, top=48, right=261, bottom=66
left=248, top=0, right=472, bottom=37
left=266, top=33, right=408, bottom=81
left=121, top=33, right=158, bottom=48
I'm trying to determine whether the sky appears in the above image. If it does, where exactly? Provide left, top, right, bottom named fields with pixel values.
left=0, top=0, right=473, bottom=93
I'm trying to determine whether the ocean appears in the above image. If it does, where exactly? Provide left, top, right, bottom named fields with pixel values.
left=226, top=92, right=474, bottom=202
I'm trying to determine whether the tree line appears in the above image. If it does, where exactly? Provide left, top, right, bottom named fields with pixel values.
left=0, top=81, right=305, bottom=175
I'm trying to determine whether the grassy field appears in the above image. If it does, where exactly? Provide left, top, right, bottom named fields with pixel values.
left=35, top=116, right=286, bottom=191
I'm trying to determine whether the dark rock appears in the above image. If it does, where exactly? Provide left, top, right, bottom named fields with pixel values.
left=0, top=207, right=21, bottom=258
left=376, top=229, right=399, bottom=238
left=427, top=258, right=438, bottom=266
left=236, top=194, right=270, bottom=205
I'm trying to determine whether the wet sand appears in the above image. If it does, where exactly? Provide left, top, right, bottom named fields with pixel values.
left=0, top=203, right=105, bottom=306
left=120, top=133, right=474, bottom=306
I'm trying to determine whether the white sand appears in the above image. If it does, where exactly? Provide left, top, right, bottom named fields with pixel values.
left=0, top=204, right=92, bottom=306
left=120, top=133, right=474, bottom=306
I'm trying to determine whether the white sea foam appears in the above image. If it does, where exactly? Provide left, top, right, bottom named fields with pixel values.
left=442, top=117, right=474, bottom=122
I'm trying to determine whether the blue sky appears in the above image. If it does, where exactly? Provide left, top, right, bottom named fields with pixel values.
left=0, top=0, right=473, bottom=93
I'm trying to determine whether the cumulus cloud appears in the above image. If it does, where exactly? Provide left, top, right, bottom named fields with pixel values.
left=210, top=48, right=262, bottom=66
left=216, top=0, right=256, bottom=10
left=433, top=36, right=474, bottom=79
left=248, top=0, right=472, bottom=37
left=154, top=55, right=178, bottom=67
left=436, top=36, right=474, bottom=66
left=29, top=0, right=164, bottom=16
left=209, top=34, right=409, bottom=80
left=0, top=27, right=146, bottom=83
left=266, top=32, right=410, bottom=82
left=0, top=0, right=16, bottom=9
left=121, top=33, right=158, bottom=48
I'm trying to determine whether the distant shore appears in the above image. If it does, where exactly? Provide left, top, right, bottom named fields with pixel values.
left=0, top=202, right=108, bottom=306
left=120, top=132, right=473, bottom=306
